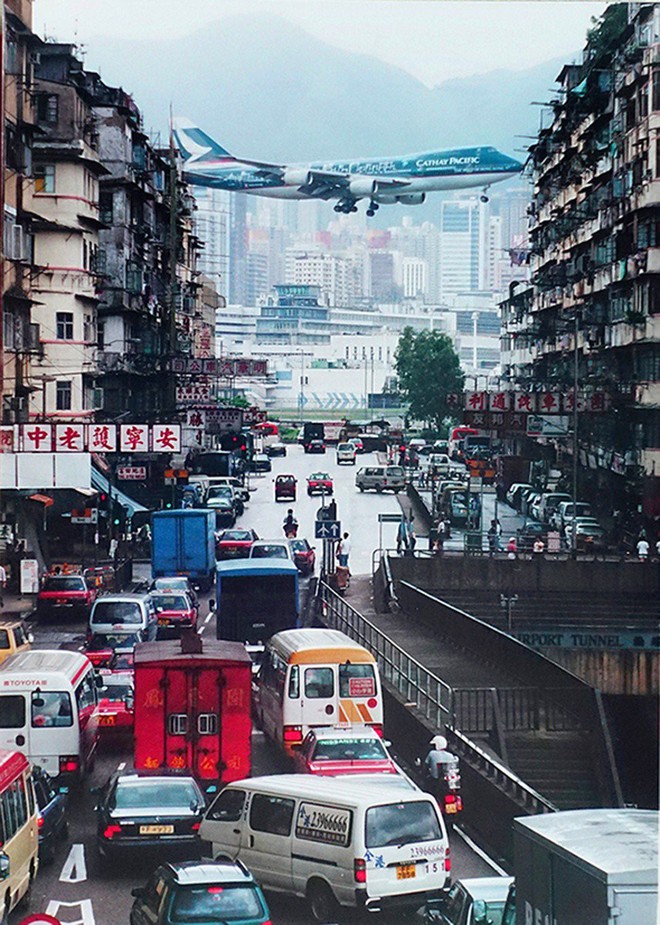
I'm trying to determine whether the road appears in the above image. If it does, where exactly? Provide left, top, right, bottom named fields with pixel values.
left=20, top=446, right=507, bottom=925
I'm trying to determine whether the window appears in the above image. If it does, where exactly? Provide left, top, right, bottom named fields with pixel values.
left=56, top=312, right=74, bottom=340
left=56, top=380, right=72, bottom=411
left=304, top=667, right=334, bottom=699
left=207, top=788, right=245, bottom=822
left=0, top=695, right=25, bottom=728
left=99, top=191, right=113, bottom=224
left=339, top=663, right=376, bottom=698
left=36, top=93, right=59, bottom=124
left=0, top=630, right=9, bottom=650
left=75, top=674, right=97, bottom=712
left=287, top=665, right=299, bottom=699
left=249, top=794, right=294, bottom=836
left=197, top=713, right=218, bottom=735
left=31, top=691, right=73, bottom=728
left=365, top=800, right=442, bottom=849
left=34, top=164, right=55, bottom=194
left=168, top=714, right=188, bottom=736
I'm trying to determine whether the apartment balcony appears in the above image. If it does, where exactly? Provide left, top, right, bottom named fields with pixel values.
left=634, top=382, right=660, bottom=409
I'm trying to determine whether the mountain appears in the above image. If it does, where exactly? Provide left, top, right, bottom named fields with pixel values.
left=81, top=12, right=568, bottom=162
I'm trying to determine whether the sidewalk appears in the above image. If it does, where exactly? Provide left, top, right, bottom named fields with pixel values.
left=1, top=590, right=36, bottom=619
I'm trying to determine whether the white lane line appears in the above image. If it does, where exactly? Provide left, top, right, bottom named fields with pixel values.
left=117, top=761, right=126, bottom=772
left=204, top=613, right=213, bottom=625
left=59, top=842, right=87, bottom=883
left=47, top=898, right=96, bottom=924
left=453, top=826, right=509, bottom=876
left=199, top=624, right=206, bottom=635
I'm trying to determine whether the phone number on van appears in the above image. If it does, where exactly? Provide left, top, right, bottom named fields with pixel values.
left=295, top=803, right=352, bottom=846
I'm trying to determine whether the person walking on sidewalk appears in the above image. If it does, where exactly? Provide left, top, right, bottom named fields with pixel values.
left=0, top=562, right=6, bottom=608
left=337, top=532, right=351, bottom=568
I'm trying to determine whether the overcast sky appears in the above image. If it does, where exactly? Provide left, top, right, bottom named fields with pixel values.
left=34, top=0, right=606, bottom=87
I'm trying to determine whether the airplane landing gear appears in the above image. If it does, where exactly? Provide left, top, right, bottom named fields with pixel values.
left=366, top=201, right=379, bottom=217
left=480, top=187, right=490, bottom=203
left=335, top=198, right=358, bottom=214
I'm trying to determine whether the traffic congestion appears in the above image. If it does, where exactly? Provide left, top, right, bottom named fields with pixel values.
left=2, top=425, right=507, bottom=925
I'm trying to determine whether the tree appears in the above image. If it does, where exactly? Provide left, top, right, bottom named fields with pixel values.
left=395, top=327, right=464, bottom=431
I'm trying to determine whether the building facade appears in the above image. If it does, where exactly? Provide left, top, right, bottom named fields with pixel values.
left=502, top=4, right=660, bottom=522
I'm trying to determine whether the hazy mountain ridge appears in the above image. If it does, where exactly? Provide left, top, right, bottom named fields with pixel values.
left=81, top=12, right=570, bottom=162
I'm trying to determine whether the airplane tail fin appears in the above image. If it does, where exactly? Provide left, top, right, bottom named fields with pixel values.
left=172, top=117, right=236, bottom=163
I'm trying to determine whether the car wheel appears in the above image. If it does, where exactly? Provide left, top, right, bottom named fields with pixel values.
left=394, top=488, right=401, bottom=494
left=358, top=485, right=364, bottom=492
left=375, top=484, right=383, bottom=493
left=308, top=880, right=339, bottom=923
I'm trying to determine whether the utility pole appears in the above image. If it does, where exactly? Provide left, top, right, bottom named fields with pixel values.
left=167, top=121, right=179, bottom=417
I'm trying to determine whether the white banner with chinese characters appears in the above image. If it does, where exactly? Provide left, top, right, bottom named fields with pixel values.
left=464, top=391, right=610, bottom=413
left=11, top=424, right=181, bottom=454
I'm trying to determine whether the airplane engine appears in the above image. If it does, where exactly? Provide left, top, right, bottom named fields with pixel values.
left=283, top=167, right=312, bottom=187
left=349, top=178, right=377, bottom=197
left=376, top=191, right=426, bottom=205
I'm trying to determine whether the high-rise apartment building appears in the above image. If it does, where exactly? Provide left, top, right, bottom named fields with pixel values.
left=194, top=187, right=230, bottom=303
left=399, top=257, right=428, bottom=300
left=439, top=198, right=488, bottom=302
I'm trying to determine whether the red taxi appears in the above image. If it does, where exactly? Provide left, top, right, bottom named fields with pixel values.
left=291, top=727, right=398, bottom=776
left=306, top=472, right=333, bottom=496
left=151, top=591, right=197, bottom=637
left=36, top=573, right=97, bottom=619
left=84, top=632, right=142, bottom=669
left=97, top=672, right=134, bottom=734
left=288, top=538, right=316, bottom=576
left=216, top=528, right=259, bottom=560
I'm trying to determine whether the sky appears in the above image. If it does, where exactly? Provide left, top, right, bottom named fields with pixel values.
left=34, top=0, right=607, bottom=88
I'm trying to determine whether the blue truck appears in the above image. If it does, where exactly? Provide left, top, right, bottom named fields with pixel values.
left=151, top=509, right=216, bottom=591
left=215, top=559, right=299, bottom=645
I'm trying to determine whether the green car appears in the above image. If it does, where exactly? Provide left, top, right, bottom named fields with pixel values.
left=130, top=861, right=271, bottom=925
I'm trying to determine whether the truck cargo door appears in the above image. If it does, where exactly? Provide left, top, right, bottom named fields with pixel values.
left=181, top=515, right=204, bottom=574
left=192, top=666, right=222, bottom=782
left=163, top=667, right=191, bottom=773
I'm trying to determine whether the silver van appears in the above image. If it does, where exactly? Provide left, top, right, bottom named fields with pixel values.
left=88, top=593, right=156, bottom=641
left=355, top=465, right=405, bottom=493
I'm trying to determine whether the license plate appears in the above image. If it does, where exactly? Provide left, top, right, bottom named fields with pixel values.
left=396, top=864, right=416, bottom=880
left=99, top=716, right=115, bottom=726
left=446, top=803, right=458, bottom=814
left=158, top=618, right=169, bottom=626
left=139, top=824, right=173, bottom=835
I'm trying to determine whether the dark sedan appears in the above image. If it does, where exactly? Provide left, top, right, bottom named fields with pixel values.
left=95, top=774, right=206, bottom=859
left=307, top=439, right=326, bottom=454
left=266, top=442, right=287, bottom=457
left=34, top=765, right=69, bottom=864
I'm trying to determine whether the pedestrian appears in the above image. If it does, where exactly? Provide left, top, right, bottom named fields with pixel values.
left=432, top=536, right=444, bottom=556
left=533, top=538, right=545, bottom=556
left=337, top=532, right=351, bottom=568
left=109, top=537, right=118, bottom=563
left=0, top=562, right=6, bottom=608
left=396, top=519, right=409, bottom=555
left=487, top=524, right=499, bottom=556
left=636, top=537, right=650, bottom=561
left=506, top=537, right=517, bottom=559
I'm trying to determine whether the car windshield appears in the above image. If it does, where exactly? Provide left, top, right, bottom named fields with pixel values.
left=88, top=633, right=139, bottom=650
left=313, top=737, right=387, bottom=762
left=99, top=682, right=132, bottom=702
left=93, top=601, right=141, bottom=624
left=154, top=578, right=187, bottom=592
left=113, top=779, right=199, bottom=810
left=251, top=545, right=288, bottom=559
left=208, top=487, right=232, bottom=499
left=365, top=800, right=441, bottom=848
left=152, top=594, right=188, bottom=612
left=338, top=444, right=352, bottom=451
left=42, top=577, right=85, bottom=591
left=221, top=531, right=251, bottom=542
left=289, top=540, right=307, bottom=553
left=170, top=885, right=264, bottom=923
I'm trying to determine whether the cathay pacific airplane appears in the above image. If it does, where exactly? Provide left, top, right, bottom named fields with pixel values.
left=173, top=118, right=523, bottom=216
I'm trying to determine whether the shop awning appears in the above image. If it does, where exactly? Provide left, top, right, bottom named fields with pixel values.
left=91, top=468, right=147, bottom=518
left=28, top=494, right=53, bottom=507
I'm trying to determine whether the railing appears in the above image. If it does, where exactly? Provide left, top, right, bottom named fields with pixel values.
left=319, top=582, right=453, bottom=727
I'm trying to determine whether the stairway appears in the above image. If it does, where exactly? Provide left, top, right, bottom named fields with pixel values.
left=507, top=731, right=603, bottom=809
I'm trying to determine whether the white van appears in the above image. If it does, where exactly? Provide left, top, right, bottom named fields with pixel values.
left=0, top=650, right=99, bottom=781
left=88, top=593, right=156, bottom=641
left=200, top=774, right=450, bottom=919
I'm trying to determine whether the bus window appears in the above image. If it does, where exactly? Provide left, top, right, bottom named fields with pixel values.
left=31, top=690, right=73, bottom=727
left=304, top=667, right=334, bottom=699
left=0, top=695, right=25, bottom=728
left=288, top=665, right=299, bottom=699
left=339, top=663, right=376, bottom=698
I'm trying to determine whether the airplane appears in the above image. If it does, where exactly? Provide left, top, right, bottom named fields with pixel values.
left=173, top=118, right=523, bottom=216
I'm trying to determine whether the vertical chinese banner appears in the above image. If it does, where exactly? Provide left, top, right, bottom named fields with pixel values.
left=0, top=4, right=5, bottom=406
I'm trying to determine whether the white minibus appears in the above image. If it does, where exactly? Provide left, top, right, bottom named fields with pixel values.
left=0, top=650, right=99, bottom=781
left=254, top=628, right=384, bottom=754
left=0, top=749, right=39, bottom=922
left=200, top=774, right=450, bottom=919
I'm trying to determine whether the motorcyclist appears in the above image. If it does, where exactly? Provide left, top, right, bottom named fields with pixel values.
left=423, top=734, right=462, bottom=822
left=283, top=509, right=299, bottom=538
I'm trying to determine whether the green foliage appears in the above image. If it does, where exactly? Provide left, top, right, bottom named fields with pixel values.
left=587, top=5, right=628, bottom=60
left=394, top=327, right=464, bottom=431
left=230, top=395, right=250, bottom=409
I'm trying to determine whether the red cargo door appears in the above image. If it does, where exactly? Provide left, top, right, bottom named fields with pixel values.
left=191, top=666, right=222, bottom=782
left=162, top=666, right=191, bottom=773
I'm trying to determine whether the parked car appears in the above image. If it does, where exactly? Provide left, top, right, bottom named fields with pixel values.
left=528, top=493, right=543, bottom=521
left=355, top=465, right=405, bottom=493
left=97, top=672, right=135, bottom=735
left=434, top=876, right=514, bottom=925
left=516, top=522, right=549, bottom=551
left=248, top=540, right=292, bottom=561
left=288, top=538, right=316, bottom=576
left=36, top=573, right=97, bottom=620
left=216, top=528, right=259, bottom=559
left=0, top=619, right=32, bottom=666
left=506, top=483, right=533, bottom=510
left=291, top=727, right=398, bottom=777
left=307, top=472, right=333, bottom=496
left=336, top=442, right=357, bottom=465
left=570, top=522, right=608, bottom=552
left=519, top=487, right=539, bottom=517
left=266, top=442, right=287, bottom=457
left=307, top=438, right=326, bottom=454
left=150, top=591, right=197, bottom=636
left=206, top=476, right=250, bottom=503
left=33, top=765, right=69, bottom=864
left=130, top=860, right=272, bottom=925
left=553, top=501, right=593, bottom=531
left=94, top=773, right=206, bottom=858
left=564, top=516, right=602, bottom=539
left=537, top=492, right=572, bottom=524
left=251, top=453, right=272, bottom=472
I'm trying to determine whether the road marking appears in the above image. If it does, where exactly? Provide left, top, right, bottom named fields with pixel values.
left=453, top=825, right=509, bottom=875
left=117, top=761, right=126, bottom=771
left=199, top=624, right=206, bottom=635
left=46, top=899, right=95, bottom=925
left=59, top=842, right=87, bottom=883
left=204, top=613, right=213, bottom=625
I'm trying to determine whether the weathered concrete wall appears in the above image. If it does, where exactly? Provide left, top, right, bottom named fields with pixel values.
left=544, top=647, right=659, bottom=695
left=389, top=555, right=660, bottom=595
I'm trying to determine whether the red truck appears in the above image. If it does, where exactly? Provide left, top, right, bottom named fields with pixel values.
left=133, top=634, right=252, bottom=792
